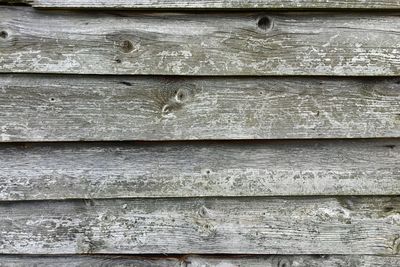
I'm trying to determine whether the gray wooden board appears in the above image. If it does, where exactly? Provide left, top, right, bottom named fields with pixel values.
left=1, top=7, right=400, bottom=75
left=1, top=75, right=400, bottom=141
left=1, top=196, right=400, bottom=254
left=183, top=255, right=400, bottom=267
left=0, top=255, right=181, bottom=267
left=0, top=139, right=399, bottom=201
left=0, top=255, right=400, bottom=267
left=3, top=0, right=400, bottom=10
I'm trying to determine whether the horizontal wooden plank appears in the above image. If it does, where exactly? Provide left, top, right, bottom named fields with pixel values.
left=183, top=255, right=400, bottom=267
left=1, top=7, right=400, bottom=75
left=1, top=255, right=400, bottom=267
left=1, top=75, right=400, bottom=141
left=3, top=0, right=400, bottom=10
left=0, top=255, right=180, bottom=267
left=1, top=196, right=399, bottom=254
left=1, top=139, right=399, bottom=200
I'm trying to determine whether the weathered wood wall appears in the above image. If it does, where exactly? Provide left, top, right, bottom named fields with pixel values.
left=0, top=1, right=399, bottom=266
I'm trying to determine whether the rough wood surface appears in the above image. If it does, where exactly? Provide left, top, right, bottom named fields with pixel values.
left=1, top=196, right=399, bottom=254
left=1, top=7, right=400, bottom=76
left=1, top=255, right=400, bottom=267
left=0, top=255, right=180, bottom=267
left=3, top=0, right=400, bottom=10
left=1, top=139, right=399, bottom=200
left=183, top=255, right=400, bottom=267
left=1, top=75, right=400, bottom=141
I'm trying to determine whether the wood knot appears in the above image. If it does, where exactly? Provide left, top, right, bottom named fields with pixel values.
left=272, top=257, right=291, bottom=267
left=0, top=30, right=8, bottom=39
left=278, top=259, right=291, bottom=267
left=120, top=40, right=134, bottom=53
left=161, top=87, right=191, bottom=116
left=198, top=206, right=209, bottom=217
left=175, top=88, right=188, bottom=103
left=257, top=16, right=273, bottom=31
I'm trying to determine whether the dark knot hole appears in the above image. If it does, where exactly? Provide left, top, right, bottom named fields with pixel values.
left=0, top=31, right=8, bottom=39
left=257, top=16, right=272, bottom=31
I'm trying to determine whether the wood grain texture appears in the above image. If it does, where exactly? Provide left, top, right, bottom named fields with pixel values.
left=1, top=139, right=399, bottom=200
left=1, top=7, right=400, bottom=75
left=1, top=75, right=400, bottom=141
left=3, top=0, right=400, bottom=10
left=0, top=255, right=181, bottom=267
left=1, top=196, right=400, bottom=254
left=1, top=255, right=400, bottom=267
left=183, top=255, right=400, bottom=267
